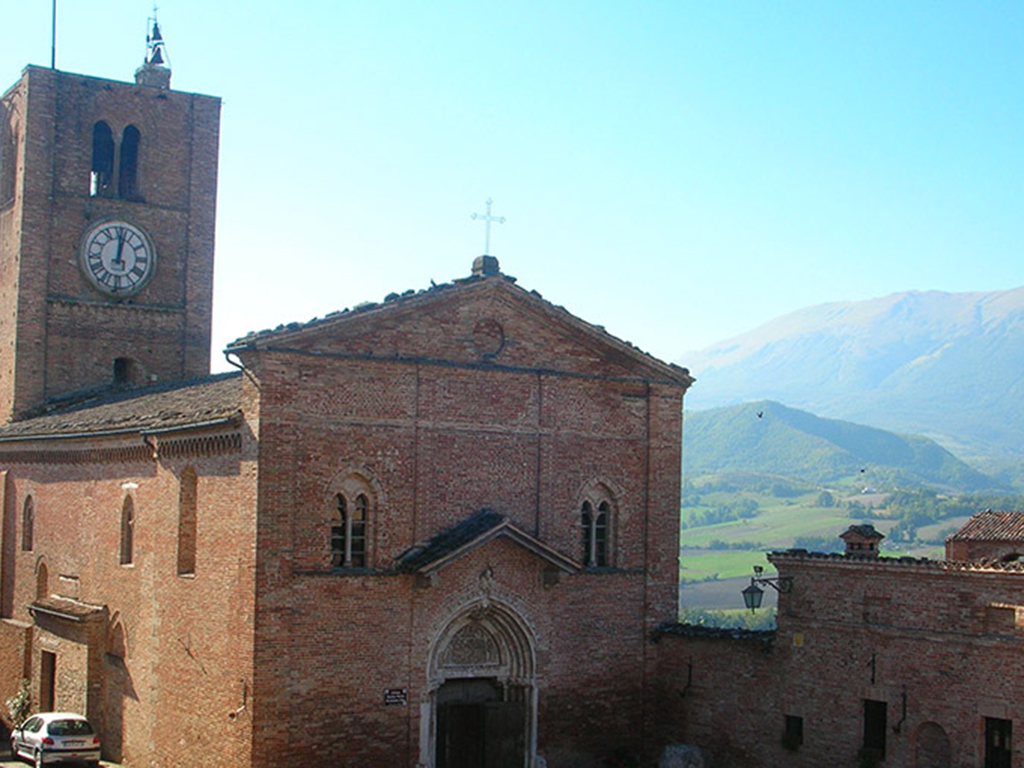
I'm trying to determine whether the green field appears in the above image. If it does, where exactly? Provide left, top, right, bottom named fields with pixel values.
left=679, top=549, right=772, bottom=582
left=680, top=488, right=901, bottom=587
left=674, top=479, right=1013, bottom=614
left=674, top=472, right=1018, bottom=617
left=681, top=503, right=857, bottom=549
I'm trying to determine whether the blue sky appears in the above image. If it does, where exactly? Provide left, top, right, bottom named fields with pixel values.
left=3, top=2, right=1022, bottom=370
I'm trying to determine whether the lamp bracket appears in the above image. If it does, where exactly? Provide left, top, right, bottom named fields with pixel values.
left=753, top=575, right=793, bottom=593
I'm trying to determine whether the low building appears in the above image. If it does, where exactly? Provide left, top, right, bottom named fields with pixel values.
left=655, top=511, right=1024, bottom=768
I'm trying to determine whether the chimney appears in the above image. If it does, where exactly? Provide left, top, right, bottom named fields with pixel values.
left=840, top=523, right=885, bottom=558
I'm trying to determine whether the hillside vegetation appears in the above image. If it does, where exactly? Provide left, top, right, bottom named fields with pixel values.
left=678, top=401, right=1023, bottom=612
left=684, top=400, right=1003, bottom=492
left=675, top=287, right=1024, bottom=613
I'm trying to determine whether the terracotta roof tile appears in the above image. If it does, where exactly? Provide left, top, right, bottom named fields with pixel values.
left=653, top=622, right=776, bottom=644
left=29, top=596, right=105, bottom=621
left=396, top=509, right=506, bottom=572
left=0, top=373, right=243, bottom=440
left=948, top=510, right=1024, bottom=542
left=841, top=523, right=885, bottom=541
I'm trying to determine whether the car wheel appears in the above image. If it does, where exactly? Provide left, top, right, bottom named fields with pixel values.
left=33, top=747, right=43, bottom=768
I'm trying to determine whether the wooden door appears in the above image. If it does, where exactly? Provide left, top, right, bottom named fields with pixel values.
left=985, top=717, right=1012, bottom=768
left=40, top=651, right=56, bottom=711
left=436, top=699, right=525, bottom=767
left=484, top=701, right=525, bottom=768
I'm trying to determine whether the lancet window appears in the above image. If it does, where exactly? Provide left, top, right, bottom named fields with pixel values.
left=581, top=499, right=610, bottom=568
left=120, top=496, right=135, bottom=565
left=332, top=491, right=368, bottom=569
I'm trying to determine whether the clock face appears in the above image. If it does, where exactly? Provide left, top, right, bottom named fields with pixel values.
left=79, top=219, right=156, bottom=296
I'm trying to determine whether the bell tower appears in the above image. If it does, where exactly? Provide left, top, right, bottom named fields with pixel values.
left=0, top=22, right=220, bottom=421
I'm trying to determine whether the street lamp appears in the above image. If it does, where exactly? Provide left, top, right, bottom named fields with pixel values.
left=741, top=565, right=793, bottom=612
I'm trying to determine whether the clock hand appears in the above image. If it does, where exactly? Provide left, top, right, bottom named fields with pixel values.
left=113, top=228, right=126, bottom=270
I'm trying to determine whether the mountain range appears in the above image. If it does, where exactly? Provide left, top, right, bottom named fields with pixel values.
left=679, top=286, right=1024, bottom=476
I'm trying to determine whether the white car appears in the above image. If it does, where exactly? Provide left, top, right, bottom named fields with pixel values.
left=9, top=712, right=101, bottom=767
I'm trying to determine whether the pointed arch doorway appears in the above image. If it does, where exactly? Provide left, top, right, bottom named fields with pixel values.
left=425, top=599, right=536, bottom=768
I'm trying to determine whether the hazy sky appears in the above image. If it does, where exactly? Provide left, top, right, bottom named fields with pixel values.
left=4, top=2, right=1022, bottom=371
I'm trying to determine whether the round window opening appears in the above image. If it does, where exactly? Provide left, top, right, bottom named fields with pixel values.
left=472, top=319, right=505, bottom=357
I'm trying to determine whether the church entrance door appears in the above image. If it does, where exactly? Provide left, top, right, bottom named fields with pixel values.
left=425, top=597, right=536, bottom=767
left=435, top=679, right=525, bottom=768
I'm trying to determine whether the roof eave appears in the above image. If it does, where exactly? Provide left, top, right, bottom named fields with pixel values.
left=225, top=276, right=695, bottom=389
left=412, top=520, right=581, bottom=576
left=0, top=413, right=242, bottom=445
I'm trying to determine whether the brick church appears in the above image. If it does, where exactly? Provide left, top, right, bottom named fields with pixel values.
left=7, top=19, right=1024, bottom=768
left=0, top=30, right=693, bottom=768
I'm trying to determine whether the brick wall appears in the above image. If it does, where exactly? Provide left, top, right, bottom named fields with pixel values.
left=657, top=552, right=1024, bottom=767
left=946, top=537, right=1024, bottom=563
left=0, top=429, right=256, bottom=766
left=0, top=66, right=219, bottom=420
left=238, top=279, right=688, bottom=766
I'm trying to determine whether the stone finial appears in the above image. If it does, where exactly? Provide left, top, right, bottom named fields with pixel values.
left=472, top=255, right=500, bottom=277
left=135, top=63, right=171, bottom=89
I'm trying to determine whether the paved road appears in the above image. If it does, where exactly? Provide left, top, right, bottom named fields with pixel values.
left=0, top=744, right=121, bottom=767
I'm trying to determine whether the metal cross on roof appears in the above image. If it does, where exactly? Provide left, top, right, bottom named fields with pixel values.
left=471, top=198, right=506, bottom=256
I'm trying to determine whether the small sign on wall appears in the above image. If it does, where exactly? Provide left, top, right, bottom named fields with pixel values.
left=383, top=688, right=408, bottom=706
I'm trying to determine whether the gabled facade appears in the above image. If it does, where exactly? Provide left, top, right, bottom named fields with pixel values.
left=225, top=260, right=692, bottom=766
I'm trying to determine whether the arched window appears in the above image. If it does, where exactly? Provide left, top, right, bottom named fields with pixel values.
left=35, top=561, right=49, bottom=601
left=331, top=496, right=346, bottom=567
left=91, top=121, right=114, bottom=197
left=118, top=125, right=140, bottom=200
left=594, top=501, right=609, bottom=565
left=113, top=357, right=141, bottom=386
left=177, top=467, right=197, bottom=575
left=352, top=494, right=367, bottom=566
left=580, top=491, right=613, bottom=568
left=108, top=620, right=127, bottom=660
left=332, top=492, right=368, bottom=568
left=120, top=497, right=135, bottom=565
left=21, top=496, right=34, bottom=552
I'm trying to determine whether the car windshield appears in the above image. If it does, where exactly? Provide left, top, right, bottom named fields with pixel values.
left=47, top=719, right=92, bottom=736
